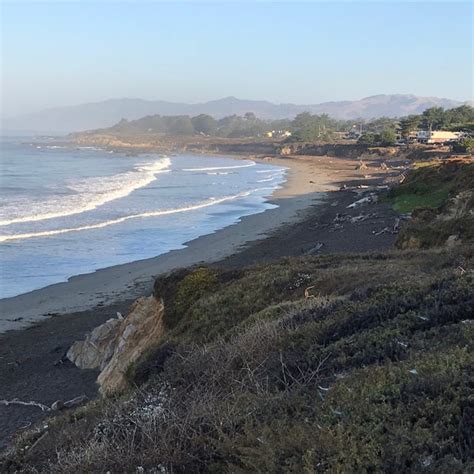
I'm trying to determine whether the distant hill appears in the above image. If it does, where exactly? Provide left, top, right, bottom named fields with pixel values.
left=3, top=94, right=470, bottom=133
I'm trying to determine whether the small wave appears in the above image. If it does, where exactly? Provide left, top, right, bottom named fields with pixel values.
left=182, top=162, right=256, bottom=172
left=207, top=172, right=229, bottom=176
left=257, top=177, right=275, bottom=183
left=0, top=191, right=252, bottom=243
left=0, top=156, right=171, bottom=226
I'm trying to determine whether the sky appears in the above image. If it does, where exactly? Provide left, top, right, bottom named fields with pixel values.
left=1, top=1, right=473, bottom=117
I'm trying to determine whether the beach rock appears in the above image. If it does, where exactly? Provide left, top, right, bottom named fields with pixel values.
left=67, top=296, right=165, bottom=396
left=97, top=296, right=164, bottom=395
left=67, top=317, right=122, bottom=370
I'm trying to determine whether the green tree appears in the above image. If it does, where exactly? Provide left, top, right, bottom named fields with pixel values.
left=169, top=116, right=195, bottom=135
left=191, top=114, right=217, bottom=135
left=379, top=128, right=396, bottom=146
left=292, top=112, right=335, bottom=141
left=399, top=115, right=420, bottom=138
left=357, top=132, right=377, bottom=145
left=421, top=107, right=446, bottom=130
left=445, top=105, right=474, bottom=126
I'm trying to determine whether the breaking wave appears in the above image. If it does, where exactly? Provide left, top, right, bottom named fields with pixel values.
left=0, top=189, right=256, bottom=243
left=0, top=157, right=171, bottom=226
left=182, top=162, right=256, bottom=172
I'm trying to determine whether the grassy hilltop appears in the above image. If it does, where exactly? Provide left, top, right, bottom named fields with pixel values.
left=2, top=161, right=473, bottom=473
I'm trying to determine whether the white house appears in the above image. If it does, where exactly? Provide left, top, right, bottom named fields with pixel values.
left=416, top=130, right=462, bottom=144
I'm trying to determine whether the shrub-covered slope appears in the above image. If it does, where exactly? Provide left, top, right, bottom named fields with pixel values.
left=3, top=247, right=473, bottom=473
left=390, top=159, right=474, bottom=248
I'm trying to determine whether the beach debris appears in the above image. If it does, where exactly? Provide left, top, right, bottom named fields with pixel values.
left=350, top=214, right=370, bottom=224
left=50, top=400, right=64, bottom=411
left=393, top=217, right=401, bottom=232
left=356, top=160, right=368, bottom=171
left=0, top=399, right=50, bottom=412
left=63, top=394, right=88, bottom=408
left=306, top=242, right=324, bottom=254
left=304, top=285, right=316, bottom=300
left=0, top=394, right=89, bottom=413
left=380, top=161, right=390, bottom=170
left=409, top=369, right=418, bottom=375
left=372, top=227, right=391, bottom=236
left=116, top=311, right=124, bottom=320
left=347, top=194, right=378, bottom=209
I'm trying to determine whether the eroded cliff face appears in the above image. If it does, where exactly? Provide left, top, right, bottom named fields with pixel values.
left=71, top=131, right=398, bottom=159
left=67, top=296, right=164, bottom=395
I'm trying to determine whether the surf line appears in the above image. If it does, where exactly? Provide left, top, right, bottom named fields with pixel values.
left=0, top=190, right=258, bottom=243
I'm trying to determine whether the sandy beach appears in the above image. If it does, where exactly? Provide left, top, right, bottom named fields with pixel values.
left=0, top=154, right=349, bottom=334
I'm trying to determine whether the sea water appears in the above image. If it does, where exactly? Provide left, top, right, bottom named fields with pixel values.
left=0, top=137, right=287, bottom=298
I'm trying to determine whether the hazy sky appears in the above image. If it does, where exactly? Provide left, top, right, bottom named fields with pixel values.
left=1, top=1, right=473, bottom=117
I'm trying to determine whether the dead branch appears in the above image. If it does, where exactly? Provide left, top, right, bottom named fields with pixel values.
left=0, top=394, right=88, bottom=412
left=0, top=399, right=50, bottom=411
left=304, top=285, right=316, bottom=300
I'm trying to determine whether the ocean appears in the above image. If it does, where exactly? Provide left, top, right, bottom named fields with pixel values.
left=0, top=137, right=287, bottom=298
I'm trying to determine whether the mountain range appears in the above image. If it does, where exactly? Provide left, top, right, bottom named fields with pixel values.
left=3, top=94, right=471, bottom=133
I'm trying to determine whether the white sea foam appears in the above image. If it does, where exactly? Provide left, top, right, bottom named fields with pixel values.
left=0, top=190, right=254, bottom=243
left=182, top=162, right=256, bottom=172
left=0, top=157, right=171, bottom=226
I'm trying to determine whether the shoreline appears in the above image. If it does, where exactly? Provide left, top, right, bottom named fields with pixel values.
left=0, top=151, right=401, bottom=450
left=0, top=154, right=336, bottom=334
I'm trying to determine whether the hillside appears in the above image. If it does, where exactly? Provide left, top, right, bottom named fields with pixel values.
left=4, top=94, right=469, bottom=133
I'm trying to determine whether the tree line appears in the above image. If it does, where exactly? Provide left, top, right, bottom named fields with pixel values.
left=109, top=105, right=474, bottom=144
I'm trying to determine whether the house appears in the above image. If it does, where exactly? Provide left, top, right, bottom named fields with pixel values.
left=416, top=130, right=462, bottom=144
left=265, top=130, right=292, bottom=139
